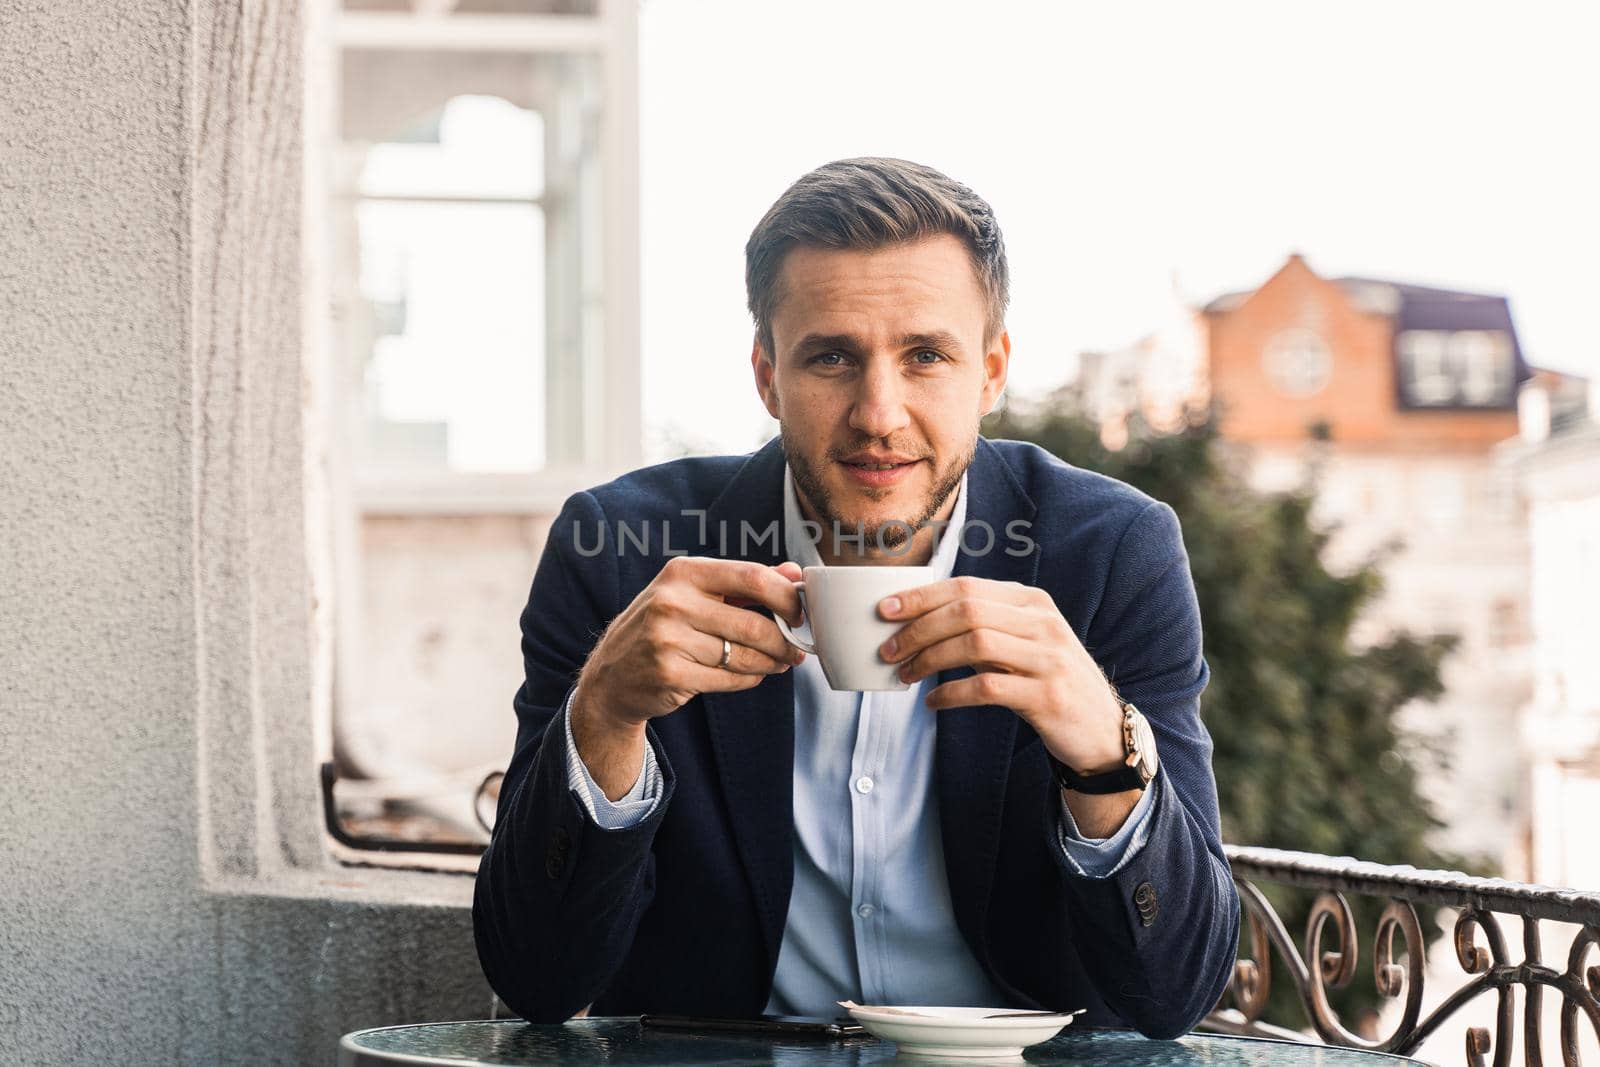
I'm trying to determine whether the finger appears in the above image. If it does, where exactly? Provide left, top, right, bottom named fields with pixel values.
left=724, top=559, right=802, bottom=594
left=683, top=558, right=804, bottom=625
left=688, top=598, right=807, bottom=666
left=673, top=660, right=772, bottom=696
left=681, top=625, right=797, bottom=676
left=898, top=629, right=1037, bottom=686
left=881, top=599, right=1041, bottom=663
left=924, top=671, right=1032, bottom=711
left=877, top=575, right=1038, bottom=621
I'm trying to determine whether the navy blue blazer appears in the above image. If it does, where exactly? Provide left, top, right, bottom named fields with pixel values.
left=473, top=436, right=1240, bottom=1038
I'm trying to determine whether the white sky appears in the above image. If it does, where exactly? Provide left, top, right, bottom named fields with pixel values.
left=638, top=0, right=1600, bottom=458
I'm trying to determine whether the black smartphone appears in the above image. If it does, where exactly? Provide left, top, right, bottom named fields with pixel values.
left=639, top=1013, right=867, bottom=1037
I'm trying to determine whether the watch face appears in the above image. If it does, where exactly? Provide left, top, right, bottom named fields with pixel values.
left=1129, top=707, right=1158, bottom=780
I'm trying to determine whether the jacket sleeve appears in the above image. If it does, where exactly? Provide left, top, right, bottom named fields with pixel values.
left=472, top=489, right=676, bottom=1022
left=1051, top=500, right=1240, bottom=1039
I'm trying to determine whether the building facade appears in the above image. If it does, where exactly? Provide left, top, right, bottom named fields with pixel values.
left=1507, top=422, right=1600, bottom=890
left=1080, top=254, right=1590, bottom=876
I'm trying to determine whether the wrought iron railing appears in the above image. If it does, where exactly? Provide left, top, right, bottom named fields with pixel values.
left=1205, top=846, right=1600, bottom=1066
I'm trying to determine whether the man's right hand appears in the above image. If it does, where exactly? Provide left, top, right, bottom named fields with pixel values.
left=569, top=556, right=806, bottom=801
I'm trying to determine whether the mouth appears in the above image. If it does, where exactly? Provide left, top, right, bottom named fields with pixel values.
left=836, top=455, right=925, bottom=488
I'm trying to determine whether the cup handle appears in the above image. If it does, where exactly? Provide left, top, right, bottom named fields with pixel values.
left=773, top=582, right=818, bottom=655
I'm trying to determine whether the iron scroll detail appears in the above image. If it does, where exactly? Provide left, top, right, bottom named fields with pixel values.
left=1205, top=846, right=1600, bottom=1067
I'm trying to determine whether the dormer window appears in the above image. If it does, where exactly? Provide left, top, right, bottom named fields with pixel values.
left=1396, top=329, right=1514, bottom=408
left=1456, top=331, right=1513, bottom=405
left=1398, top=330, right=1454, bottom=404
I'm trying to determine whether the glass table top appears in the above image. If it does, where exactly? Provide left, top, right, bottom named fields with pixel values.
left=339, top=1017, right=1427, bottom=1067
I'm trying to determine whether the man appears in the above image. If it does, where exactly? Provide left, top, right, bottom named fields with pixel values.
left=474, top=158, right=1239, bottom=1038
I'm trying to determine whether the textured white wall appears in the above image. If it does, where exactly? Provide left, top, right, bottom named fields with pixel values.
left=0, top=1, right=490, bottom=1060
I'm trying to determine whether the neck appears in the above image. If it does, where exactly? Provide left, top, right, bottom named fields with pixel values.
left=795, top=489, right=960, bottom=568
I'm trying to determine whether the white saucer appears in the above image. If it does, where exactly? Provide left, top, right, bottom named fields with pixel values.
left=841, top=1005, right=1076, bottom=1059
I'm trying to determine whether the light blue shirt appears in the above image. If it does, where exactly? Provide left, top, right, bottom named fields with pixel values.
left=561, top=465, right=1159, bottom=1016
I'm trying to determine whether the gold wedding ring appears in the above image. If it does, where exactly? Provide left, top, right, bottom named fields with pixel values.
left=718, top=637, right=733, bottom=669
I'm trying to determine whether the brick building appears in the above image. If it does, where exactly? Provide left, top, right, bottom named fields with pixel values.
left=1078, top=253, right=1592, bottom=875
left=1203, top=253, right=1524, bottom=448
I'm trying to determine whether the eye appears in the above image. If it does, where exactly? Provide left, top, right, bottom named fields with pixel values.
left=912, top=349, right=945, bottom=365
left=810, top=351, right=846, bottom=367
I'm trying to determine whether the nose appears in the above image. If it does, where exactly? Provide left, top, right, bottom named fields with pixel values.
left=847, top=359, right=911, bottom=439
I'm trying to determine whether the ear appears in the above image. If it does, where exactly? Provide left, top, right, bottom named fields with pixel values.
left=752, top=335, right=781, bottom=419
left=979, top=329, right=1011, bottom=416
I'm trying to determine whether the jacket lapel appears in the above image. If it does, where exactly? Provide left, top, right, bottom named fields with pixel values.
left=698, top=438, right=796, bottom=982
left=935, top=437, right=1041, bottom=972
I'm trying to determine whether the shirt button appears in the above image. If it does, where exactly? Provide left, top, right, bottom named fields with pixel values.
left=857, top=904, right=875, bottom=919
left=854, top=776, right=874, bottom=795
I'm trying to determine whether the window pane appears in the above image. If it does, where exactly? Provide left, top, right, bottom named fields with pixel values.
left=1453, top=330, right=1512, bottom=406
left=356, top=198, right=546, bottom=473
left=359, top=95, right=543, bottom=200
left=1398, top=330, right=1455, bottom=404
left=337, top=53, right=604, bottom=477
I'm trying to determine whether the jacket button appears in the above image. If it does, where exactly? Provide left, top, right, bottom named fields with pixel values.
left=1134, top=882, right=1158, bottom=926
left=546, top=828, right=572, bottom=879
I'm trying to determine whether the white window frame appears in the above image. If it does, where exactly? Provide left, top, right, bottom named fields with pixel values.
left=316, top=1, right=642, bottom=864
left=330, top=1, right=642, bottom=514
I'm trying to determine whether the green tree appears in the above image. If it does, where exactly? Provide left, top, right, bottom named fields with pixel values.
left=985, top=391, right=1469, bottom=1031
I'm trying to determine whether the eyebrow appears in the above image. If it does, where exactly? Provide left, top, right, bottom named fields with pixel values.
left=791, top=330, right=966, bottom=355
left=898, top=330, right=965, bottom=352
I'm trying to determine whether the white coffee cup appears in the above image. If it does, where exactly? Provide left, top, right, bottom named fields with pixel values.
left=774, top=565, right=939, bottom=691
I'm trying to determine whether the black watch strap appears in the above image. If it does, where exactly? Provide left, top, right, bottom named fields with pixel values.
left=1050, top=755, right=1146, bottom=795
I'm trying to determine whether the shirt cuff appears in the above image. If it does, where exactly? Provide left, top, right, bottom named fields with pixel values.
left=1055, top=771, right=1161, bottom=879
left=562, top=689, right=663, bottom=829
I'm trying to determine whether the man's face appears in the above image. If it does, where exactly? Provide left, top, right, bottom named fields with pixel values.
left=753, top=234, right=1010, bottom=555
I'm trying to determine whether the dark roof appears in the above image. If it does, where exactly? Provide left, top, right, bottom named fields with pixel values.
left=1201, top=268, right=1529, bottom=383
left=1333, top=276, right=1529, bottom=382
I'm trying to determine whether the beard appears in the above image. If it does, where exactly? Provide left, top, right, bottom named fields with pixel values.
left=781, top=429, right=975, bottom=555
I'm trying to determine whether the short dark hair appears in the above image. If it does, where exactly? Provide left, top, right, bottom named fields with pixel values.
left=744, top=157, right=1010, bottom=355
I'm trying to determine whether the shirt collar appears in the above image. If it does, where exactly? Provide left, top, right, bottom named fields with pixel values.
left=782, top=462, right=968, bottom=577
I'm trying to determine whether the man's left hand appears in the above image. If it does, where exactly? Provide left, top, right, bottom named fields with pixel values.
left=878, top=575, right=1127, bottom=780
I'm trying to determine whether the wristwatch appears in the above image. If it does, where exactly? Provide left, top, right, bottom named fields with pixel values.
left=1050, top=700, right=1159, bottom=795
